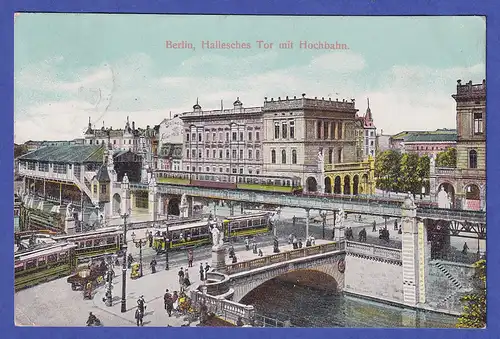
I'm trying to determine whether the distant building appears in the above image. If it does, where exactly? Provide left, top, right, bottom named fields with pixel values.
left=403, top=129, right=457, bottom=157
left=157, top=116, right=184, bottom=171
left=430, top=79, right=486, bottom=210
left=389, top=129, right=456, bottom=156
left=376, top=129, right=391, bottom=153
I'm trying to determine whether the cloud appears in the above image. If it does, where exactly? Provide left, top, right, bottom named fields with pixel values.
left=14, top=51, right=485, bottom=143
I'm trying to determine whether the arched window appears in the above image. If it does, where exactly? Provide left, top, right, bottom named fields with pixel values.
left=271, top=150, right=276, bottom=164
left=281, top=150, right=287, bottom=164
left=469, top=150, right=478, bottom=169
left=292, top=150, right=297, bottom=164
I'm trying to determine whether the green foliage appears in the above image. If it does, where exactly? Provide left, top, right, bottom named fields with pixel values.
left=436, top=147, right=457, bottom=168
left=456, top=259, right=486, bottom=328
left=374, top=150, right=429, bottom=195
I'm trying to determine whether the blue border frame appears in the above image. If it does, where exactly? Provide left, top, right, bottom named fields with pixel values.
left=2, top=1, right=498, bottom=339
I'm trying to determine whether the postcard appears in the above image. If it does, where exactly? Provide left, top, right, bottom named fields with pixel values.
left=13, top=14, right=486, bottom=328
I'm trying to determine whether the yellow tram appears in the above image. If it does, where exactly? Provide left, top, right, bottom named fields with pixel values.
left=222, top=212, right=271, bottom=239
left=15, top=242, right=77, bottom=291
left=51, top=226, right=124, bottom=265
left=152, top=220, right=215, bottom=252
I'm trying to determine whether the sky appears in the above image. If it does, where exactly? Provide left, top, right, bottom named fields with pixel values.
left=14, top=14, right=485, bottom=143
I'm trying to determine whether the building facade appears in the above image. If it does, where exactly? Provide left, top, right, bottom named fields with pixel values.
left=157, top=116, right=184, bottom=171
left=83, top=116, right=141, bottom=152
left=403, top=129, right=457, bottom=157
left=179, top=98, right=264, bottom=177
left=430, top=79, right=486, bottom=210
left=261, top=94, right=368, bottom=193
left=361, top=99, right=377, bottom=159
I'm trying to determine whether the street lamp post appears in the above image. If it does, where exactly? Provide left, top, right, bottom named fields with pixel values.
left=320, top=211, right=327, bottom=240
left=332, top=211, right=337, bottom=240
left=131, top=233, right=146, bottom=278
left=119, top=207, right=130, bottom=313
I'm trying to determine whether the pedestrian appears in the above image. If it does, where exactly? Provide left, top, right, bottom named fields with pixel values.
left=136, top=295, right=146, bottom=326
left=288, top=234, right=293, bottom=244
left=372, top=220, right=377, bottom=232
left=199, top=263, right=205, bottom=281
left=148, top=232, right=153, bottom=247
left=245, top=237, right=250, bottom=250
left=292, top=236, right=298, bottom=249
left=150, top=258, right=157, bottom=274
left=178, top=267, right=185, bottom=290
left=164, top=289, right=173, bottom=317
left=462, top=242, right=469, bottom=255
left=237, top=316, right=244, bottom=327
left=252, top=241, right=258, bottom=254
left=311, top=236, right=316, bottom=246
left=204, top=262, right=211, bottom=279
left=298, top=239, right=303, bottom=248
left=258, top=249, right=263, bottom=257
left=188, top=249, right=194, bottom=267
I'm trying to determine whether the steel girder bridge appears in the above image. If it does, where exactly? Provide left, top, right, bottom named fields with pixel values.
left=129, top=183, right=486, bottom=238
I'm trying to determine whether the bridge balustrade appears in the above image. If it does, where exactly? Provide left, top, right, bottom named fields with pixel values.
left=190, top=290, right=255, bottom=325
left=226, top=242, right=344, bottom=275
left=346, top=241, right=401, bottom=261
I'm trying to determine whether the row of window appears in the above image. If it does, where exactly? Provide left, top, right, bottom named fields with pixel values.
left=87, top=138, right=137, bottom=145
left=186, top=130, right=261, bottom=143
left=185, top=166, right=261, bottom=175
left=270, top=149, right=298, bottom=164
left=274, top=120, right=296, bottom=139
left=316, top=121, right=343, bottom=140
left=186, top=148, right=261, bottom=160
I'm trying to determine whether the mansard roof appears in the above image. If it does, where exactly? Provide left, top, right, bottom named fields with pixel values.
left=18, top=145, right=105, bottom=164
left=404, top=132, right=457, bottom=143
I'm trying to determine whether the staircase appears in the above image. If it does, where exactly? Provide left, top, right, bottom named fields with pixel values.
left=434, top=261, right=462, bottom=289
left=72, top=174, right=98, bottom=205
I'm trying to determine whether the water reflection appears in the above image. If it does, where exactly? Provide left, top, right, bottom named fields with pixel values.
left=242, top=280, right=458, bottom=328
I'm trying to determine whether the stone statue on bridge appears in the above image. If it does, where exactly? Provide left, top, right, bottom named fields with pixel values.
left=437, top=186, right=450, bottom=209
left=210, top=224, right=224, bottom=249
left=337, top=208, right=345, bottom=228
left=66, top=203, right=73, bottom=219
left=317, top=149, right=325, bottom=173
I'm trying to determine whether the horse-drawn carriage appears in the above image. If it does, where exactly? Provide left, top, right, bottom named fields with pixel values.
left=379, top=228, right=390, bottom=242
left=67, top=259, right=108, bottom=291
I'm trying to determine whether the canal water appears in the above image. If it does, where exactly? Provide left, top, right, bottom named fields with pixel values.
left=242, top=280, right=458, bottom=328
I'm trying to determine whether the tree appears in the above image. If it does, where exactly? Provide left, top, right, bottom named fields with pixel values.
left=374, top=150, right=401, bottom=193
left=417, top=155, right=430, bottom=198
left=436, top=147, right=457, bottom=168
left=400, top=153, right=420, bottom=195
left=456, top=259, right=486, bottom=328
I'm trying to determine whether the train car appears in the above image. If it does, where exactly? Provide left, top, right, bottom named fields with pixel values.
left=155, top=170, right=302, bottom=194
left=51, top=227, right=124, bottom=265
left=15, top=242, right=77, bottom=291
left=152, top=220, right=216, bottom=252
left=222, top=212, right=271, bottom=239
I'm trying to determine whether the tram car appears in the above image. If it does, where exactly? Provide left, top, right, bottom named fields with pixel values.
left=15, top=242, right=77, bottom=291
left=152, top=220, right=216, bottom=253
left=222, top=212, right=271, bottom=239
left=51, top=226, right=124, bottom=265
left=155, top=170, right=302, bottom=194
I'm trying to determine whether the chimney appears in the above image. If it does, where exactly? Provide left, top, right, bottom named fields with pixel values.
left=132, top=121, right=135, bottom=131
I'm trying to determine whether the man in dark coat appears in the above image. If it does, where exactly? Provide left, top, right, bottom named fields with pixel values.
left=199, top=263, right=205, bottom=281
left=164, top=289, right=173, bottom=316
left=178, top=267, right=185, bottom=290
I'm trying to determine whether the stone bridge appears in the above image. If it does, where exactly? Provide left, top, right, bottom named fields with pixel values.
left=222, top=242, right=346, bottom=303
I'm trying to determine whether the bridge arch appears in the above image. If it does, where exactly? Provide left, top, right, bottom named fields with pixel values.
left=306, top=177, right=318, bottom=192
left=167, top=197, right=180, bottom=216
left=463, top=183, right=481, bottom=210
left=333, top=176, right=341, bottom=194
left=353, top=175, right=359, bottom=195
left=324, top=177, right=332, bottom=194
left=343, top=175, right=351, bottom=195
left=230, top=255, right=345, bottom=303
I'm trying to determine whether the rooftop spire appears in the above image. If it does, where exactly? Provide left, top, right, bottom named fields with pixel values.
left=367, top=97, right=370, bottom=109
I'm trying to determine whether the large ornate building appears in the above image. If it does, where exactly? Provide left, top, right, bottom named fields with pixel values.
left=179, top=98, right=263, bottom=177
left=156, top=116, right=184, bottom=171
left=261, top=94, right=373, bottom=194
left=430, top=79, right=486, bottom=210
